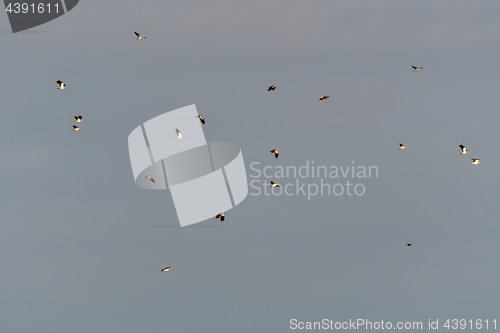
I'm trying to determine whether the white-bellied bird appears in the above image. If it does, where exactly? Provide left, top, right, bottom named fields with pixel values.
left=56, top=80, right=66, bottom=89
left=135, top=32, right=146, bottom=40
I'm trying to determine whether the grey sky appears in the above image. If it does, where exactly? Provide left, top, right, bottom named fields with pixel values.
left=1, top=1, right=500, bottom=332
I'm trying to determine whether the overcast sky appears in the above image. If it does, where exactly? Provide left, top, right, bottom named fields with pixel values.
left=1, top=1, right=500, bottom=332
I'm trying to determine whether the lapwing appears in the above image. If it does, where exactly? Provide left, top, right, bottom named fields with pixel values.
left=399, top=143, right=407, bottom=149
left=216, top=212, right=225, bottom=222
left=161, top=267, right=171, bottom=272
left=459, top=144, right=468, bottom=154
left=196, top=115, right=205, bottom=124
left=270, top=181, right=280, bottom=188
left=56, top=80, right=66, bottom=89
left=471, top=158, right=480, bottom=165
left=268, top=85, right=276, bottom=92
left=74, top=115, right=83, bottom=123
left=145, top=176, right=155, bottom=183
left=319, top=95, right=329, bottom=101
left=72, top=125, right=82, bottom=131
left=135, top=32, right=146, bottom=40
left=175, top=128, right=184, bottom=139
left=270, top=149, right=278, bottom=159
left=412, top=66, right=423, bottom=71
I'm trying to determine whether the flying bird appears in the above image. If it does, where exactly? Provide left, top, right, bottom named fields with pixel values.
left=319, top=95, right=329, bottom=101
left=270, top=181, right=280, bottom=188
left=175, top=128, right=184, bottom=139
left=399, top=143, right=407, bottom=149
left=471, top=158, right=480, bottom=165
left=196, top=115, right=205, bottom=124
left=161, top=267, right=171, bottom=272
left=145, top=175, right=155, bottom=183
left=268, top=85, right=276, bottom=92
left=56, top=80, right=66, bottom=89
left=135, top=32, right=146, bottom=40
left=412, top=66, right=423, bottom=71
left=74, top=115, right=83, bottom=123
left=270, top=149, right=278, bottom=159
left=72, top=125, right=82, bottom=131
left=216, top=212, right=225, bottom=222
left=407, top=244, right=412, bottom=246
left=459, top=144, right=468, bottom=154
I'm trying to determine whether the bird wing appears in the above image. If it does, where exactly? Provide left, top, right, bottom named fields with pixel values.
left=216, top=214, right=221, bottom=219
left=135, top=32, right=140, bottom=37
left=411, top=66, right=417, bottom=69
left=73, top=125, right=78, bottom=129
left=275, top=153, right=279, bottom=158
left=201, top=118, right=205, bottom=124
left=56, top=80, right=63, bottom=85
left=220, top=216, right=225, bottom=222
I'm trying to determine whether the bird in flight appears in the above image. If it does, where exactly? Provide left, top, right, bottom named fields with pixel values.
left=216, top=212, right=225, bottom=222
left=161, top=267, right=171, bottom=272
left=145, top=175, right=155, bottom=183
left=74, top=115, right=83, bottom=123
left=72, top=125, right=82, bottom=131
left=175, top=128, right=184, bottom=139
left=56, top=80, right=66, bottom=89
left=268, top=85, right=276, bottom=92
left=270, top=149, right=278, bottom=159
left=135, top=32, right=146, bottom=40
left=196, top=115, right=205, bottom=124
left=412, top=66, right=423, bottom=71
left=319, top=95, right=329, bottom=101
left=459, top=144, right=468, bottom=154
left=399, top=143, right=407, bottom=149
left=270, top=181, right=280, bottom=188
left=407, top=244, right=412, bottom=246
left=471, top=158, right=480, bottom=165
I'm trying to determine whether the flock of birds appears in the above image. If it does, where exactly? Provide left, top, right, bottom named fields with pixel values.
left=399, top=140, right=479, bottom=165
left=265, top=65, right=480, bottom=249
left=57, top=79, right=84, bottom=131
left=58, top=32, right=479, bottom=269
